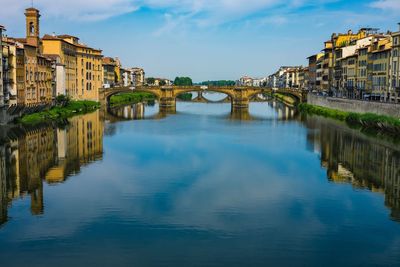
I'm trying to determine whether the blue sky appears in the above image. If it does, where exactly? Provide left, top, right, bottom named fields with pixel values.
left=1, top=0, right=399, bottom=81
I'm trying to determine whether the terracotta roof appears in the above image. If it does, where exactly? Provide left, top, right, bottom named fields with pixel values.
left=103, top=57, right=116, bottom=65
left=57, top=34, right=79, bottom=38
left=26, top=7, right=40, bottom=12
left=14, top=38, right=27, bottom=43
left=42, top=34, right=63, bottom=40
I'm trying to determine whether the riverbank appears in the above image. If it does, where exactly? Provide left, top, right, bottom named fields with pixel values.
left=299, top=103, right=400, bottom=135
left=20, top=100, right=100, bottom=125
left=110, top=92, right=155, bottom=107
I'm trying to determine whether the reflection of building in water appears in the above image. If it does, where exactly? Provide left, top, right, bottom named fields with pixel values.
left=0, top=111, right=104, bottom=225
left=306, top=117, right=400, bottom=221
left=268, top=101, right=296, bottom=121
left=110, top=103, right=145, bottom=120
left=45, top=111, right=104, bottom=183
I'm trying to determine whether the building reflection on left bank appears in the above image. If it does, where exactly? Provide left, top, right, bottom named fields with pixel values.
left=0, top=111, right=104, bottom=226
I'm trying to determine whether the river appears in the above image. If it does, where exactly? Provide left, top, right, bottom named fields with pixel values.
left=0, top=99, right=399, bottom=266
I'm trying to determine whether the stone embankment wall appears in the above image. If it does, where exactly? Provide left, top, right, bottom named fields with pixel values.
left=307, top=94, right=400, bottom=118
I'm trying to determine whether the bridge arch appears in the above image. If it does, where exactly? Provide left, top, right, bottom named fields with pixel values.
left=273, top=90, right=303, bottom=103
left=173, top=88, right=235, bottom=100
left=102, top=87, right=162, bottom=106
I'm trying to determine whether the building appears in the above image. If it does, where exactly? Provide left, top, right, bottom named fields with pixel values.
left=131, top=67, right=145, bottom=86
left=102, top=57, right=117, bottom=88
left=298, top=67, right=309, bottom=89
left=120, top=68, right=132, bottom=87
left=370, top=36, right=392, bottom=101
left=391, top=24, right=400, bottom=102
left=114, top=57, right=122, bottom=86
left=56, top=35, right=103, bottom=101
left=239, top=76, right=253, bottom=86
left=42, top=34, right=77, bottom=99
left=322, top=41, right=334, bottom=93
left=0, top=25, right=5, bottom=107
left=307, top=53, right=324, bottom=91
left=13, top=8, right=54, bottom=105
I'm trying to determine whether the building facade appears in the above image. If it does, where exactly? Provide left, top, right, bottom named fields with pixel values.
left=0, top=25, right=5, bottom=107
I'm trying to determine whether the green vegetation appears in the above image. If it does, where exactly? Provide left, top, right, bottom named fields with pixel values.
left=199, top=80, right=236, bottom=86
left=177, top=93, right=193, bottom=101
left=174, top=77, right=193, bottom=86
left=299, top=103, right=400, bottom=135
left=274, top=93, right=297, bottom=106
left=110, top=92, right=156, bottom=107
left=20, top=100, right=99, bottom=125
left=146, top=77, right=156, bottom=85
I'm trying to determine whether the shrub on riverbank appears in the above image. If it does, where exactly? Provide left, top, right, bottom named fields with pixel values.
left=299, top=103, right=400, bottom=134
left=110, top=92, right=155, bottom=107
left=20, top=100, right=100, bottom=125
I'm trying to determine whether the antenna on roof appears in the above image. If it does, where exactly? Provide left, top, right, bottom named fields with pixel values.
left=31, top=0, right=34, bottom=8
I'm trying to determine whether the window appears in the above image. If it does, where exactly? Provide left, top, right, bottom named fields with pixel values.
left=29, top=22, right=35, bottom=36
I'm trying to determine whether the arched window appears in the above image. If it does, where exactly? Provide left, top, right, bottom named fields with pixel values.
left=29, top=22, right=35, bottom=36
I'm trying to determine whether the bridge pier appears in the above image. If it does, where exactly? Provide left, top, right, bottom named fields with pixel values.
left=159, top=97, right=176, bottom=109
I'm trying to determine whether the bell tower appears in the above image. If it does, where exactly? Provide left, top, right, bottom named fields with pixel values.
left=25, top=8, right=41, bottom=48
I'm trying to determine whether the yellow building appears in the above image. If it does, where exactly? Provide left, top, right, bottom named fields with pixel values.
left=356, top=46, right=368, bottom=94
left=54, top=35, right=104, bottom=101
left=13, top=8, right=53, bottom=105
left=369, top=37, right=392, bottom=100
left=42, top=34, right=77, bottom=98
left=37, top=55, right=53, bottom=103
left=114, top=57, right=122, bottom=86
left=322, top=41, right=334, bottom=92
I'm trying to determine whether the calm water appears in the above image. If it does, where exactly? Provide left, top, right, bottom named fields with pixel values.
left=1, top=99, right=400, bottom=266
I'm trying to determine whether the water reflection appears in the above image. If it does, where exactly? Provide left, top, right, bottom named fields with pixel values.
left=0, top=110, right=104, bottom=225
left=107, top=100, right=297, bottom=122
left=1, top=103, right=400, bottom=266
left=305, top=116, right=400, bottom=221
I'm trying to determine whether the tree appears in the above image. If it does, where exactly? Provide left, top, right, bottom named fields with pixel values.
left=200, top=80, right=236, bottom=86
left=159, top=80, right=167, bottom=86
left=174, top=77, right=193, bottom=86
left=147, top=77, right=156, bottom=85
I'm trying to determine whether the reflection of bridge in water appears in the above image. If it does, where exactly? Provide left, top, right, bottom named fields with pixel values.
left=184, top=91, right=270, bottom=104
left=106, top=100, right=298, bottom=122
left=100, top=86, right=306, bottom=112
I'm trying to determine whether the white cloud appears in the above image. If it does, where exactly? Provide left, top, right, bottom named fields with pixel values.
left=370, top=0, right=400, bottom=11
left=0, top=0, right=138, bottom=22
left=0, top=0, right=334, bottom=24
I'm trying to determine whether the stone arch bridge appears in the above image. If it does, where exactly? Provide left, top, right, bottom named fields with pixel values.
left=99, top=86, right=307, bottom=110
